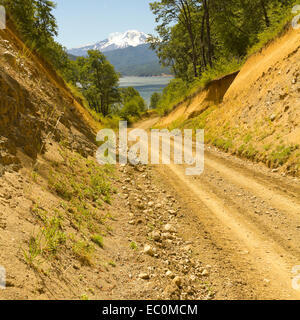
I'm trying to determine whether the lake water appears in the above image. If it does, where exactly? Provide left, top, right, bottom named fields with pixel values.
left=119, top=76, right=173, bottom=106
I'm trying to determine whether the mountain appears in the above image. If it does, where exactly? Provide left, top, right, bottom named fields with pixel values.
left=67, top=31, right=172, bottom=77
left=104, top=44, right=171, bottom=77
left=68, top=30, right=148, bottom=56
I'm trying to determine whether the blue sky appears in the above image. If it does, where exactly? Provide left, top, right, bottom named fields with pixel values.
left=53, top=0, right=156, bottom=49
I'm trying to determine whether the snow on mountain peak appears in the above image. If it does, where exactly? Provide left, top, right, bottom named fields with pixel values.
left=68, top=30, right=149, bottom=56
left=103, top=30, right=148, bottom=50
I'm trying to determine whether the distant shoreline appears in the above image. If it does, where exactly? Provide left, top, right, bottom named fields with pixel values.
left=120, top=74, right=174, bottom=79
left=118, top=76, right=173, bottom=104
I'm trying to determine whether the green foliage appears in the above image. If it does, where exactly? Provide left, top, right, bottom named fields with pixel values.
left=68, top=50, right=120, bottom=117
left=130, top=241, right=138, bottom=250
left=1, top=0, right=68, bottom=69
left=150, top=0, right=297, bottom=113
left=270, top=145, right=298, bottom=166
left=150, top=92, right=162, bottom=109
left=23, top=207, right=67, bottom=266
left=108, top=261, right=116, bottom=267
left=91, top=234, right=104, bottom=248
left=156, top=78, right=189, bottom=115
left=23, top=233, right=43, bottom=266
left=49, top=150, right=112, bottom=204
left=120, top=96, right=146, bottom=120
left=73, top=241, right=95, bottom=266
left=2, top=0, right=57, bottom=48
left=117, top=87, right=146, bottom=121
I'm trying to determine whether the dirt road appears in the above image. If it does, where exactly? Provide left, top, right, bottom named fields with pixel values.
left=132, top=117, right=300, bottom=300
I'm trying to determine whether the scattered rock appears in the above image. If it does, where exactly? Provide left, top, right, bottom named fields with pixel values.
left=163, top=283, right=180, bottom=299
left=144, top=245, right=155, bottom=257
left=201, top=269, right=209, bottom=276
left=168, top=209, right=177, bottom=215
left=164, top=224, right=176, bottom=233
left=139, top=273, right=150, bottom=280
left=166, top=270, right=174, bottom=279
left=173, top=276, right=182, bottom=287
left=151, top=231, right=161, bottom=241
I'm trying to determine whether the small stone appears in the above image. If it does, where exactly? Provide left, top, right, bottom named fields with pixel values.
left=181, top=293, right=188, bottom=300
left=173, top=276, right=182, bottom=287
left=151, top=231, right=161, bottom=241
left=164, top=224, right=176, bottom=233
left=163, top=284, right=179, bottom=298
left=139, top=273, right=150, bottom=280
left=148, top=201, right=154, bottom=207
left=162, top=232, right=172, bottom=240
left=144, top=245, right=155, bottom=256
left=166, top=270, right=174, bottom=278
left=201, top=269, right=209, bottom=276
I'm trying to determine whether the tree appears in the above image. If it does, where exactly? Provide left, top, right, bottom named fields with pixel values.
left=119, top=87, right=141, bottom=104
left=72, top=50, right=120, bottom=116
left=150, top=0, right=200, bottom=78
left=85, top=50, right=120, bottom=116
left=150, top=92, right=162, bottom=109
left=34, top=0, right=57, bottom=48
left=2, top=0, right=57, bottom=49
left=120, top=96, right=146, bottom=121
left=118, top=87, right=146, bottom=120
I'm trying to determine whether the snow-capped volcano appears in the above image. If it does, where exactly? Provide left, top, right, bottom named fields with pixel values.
left=68, top=30, right=149, bottom=56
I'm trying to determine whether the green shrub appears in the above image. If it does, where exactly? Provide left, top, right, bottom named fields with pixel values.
left=91, top=234, right=104, bottom=248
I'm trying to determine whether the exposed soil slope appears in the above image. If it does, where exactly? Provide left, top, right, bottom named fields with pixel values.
left=158, top=72, right=238, bottom=127
left=0, top=23, right=213, bottom=300
left=158, top=27, right=300, bottom=176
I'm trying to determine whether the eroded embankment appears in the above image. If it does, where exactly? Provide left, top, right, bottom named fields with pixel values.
left=158, top=27, right=300, bottom=177
left=0, top=20, right=218, bottom=301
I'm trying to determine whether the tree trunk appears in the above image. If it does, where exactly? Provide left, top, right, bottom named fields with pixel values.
left=179, top=0, right=198, bottom=77
left=200, top=11, right=207, bottom=70
left=260, top=0, right=270, bottom=27
left=203, top=0, right=213, bottom=68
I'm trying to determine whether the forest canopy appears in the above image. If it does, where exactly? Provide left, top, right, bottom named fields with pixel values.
left=148, top=0, right=298, bottom=114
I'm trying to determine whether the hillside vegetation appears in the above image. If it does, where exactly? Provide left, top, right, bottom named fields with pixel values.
left=0, top=0, right=149, bottom=124
left=149, top=0, right=300, bottom=176
left=149, top=0, right=298, bottom=115
left=104, top=44, right=171, bottom=76
left=157, top=26, right=300, bottom=176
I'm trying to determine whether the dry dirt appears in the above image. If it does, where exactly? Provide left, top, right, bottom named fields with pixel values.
left=2, top=120, right=300, bottom=300
left=158, top=27, right=300, bottom=176
left=1, top=17, right=300, bottom=301
left=131, top=117, right=300, bottom=300
left=0, top=139, right=215, bottom=300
